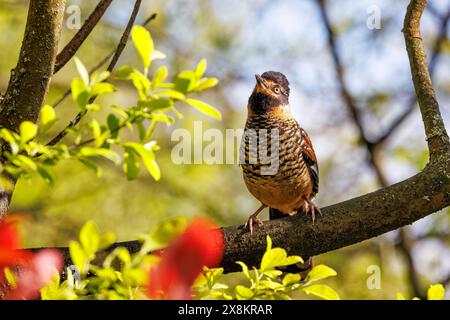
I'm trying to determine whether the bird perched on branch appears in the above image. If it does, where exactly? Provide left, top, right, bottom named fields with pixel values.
left=240, top=71, right=320, bottom=276
left=240, top=71, right=320, bottom=232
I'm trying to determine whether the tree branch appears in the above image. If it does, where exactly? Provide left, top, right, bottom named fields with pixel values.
left=0, top=0, right=65, bottom=218
left=46, top=0, right=143, bottom=147
left=54, top=0, right=113, bottom=74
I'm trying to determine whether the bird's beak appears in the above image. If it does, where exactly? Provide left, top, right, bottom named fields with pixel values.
left=255, top=74, right=268, bottom=89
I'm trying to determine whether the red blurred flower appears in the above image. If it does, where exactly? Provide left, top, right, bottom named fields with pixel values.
left=0, top=219, right=62, bottom=300
left=147, top=219, right=224, bottom=300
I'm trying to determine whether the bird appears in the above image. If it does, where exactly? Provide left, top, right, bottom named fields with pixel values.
left=240, top=71, right=320, bottom=274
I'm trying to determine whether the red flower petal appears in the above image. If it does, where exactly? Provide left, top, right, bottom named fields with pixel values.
left=148, top=218, right=224, bottom=300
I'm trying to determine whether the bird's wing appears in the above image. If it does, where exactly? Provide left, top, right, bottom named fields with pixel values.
left=299, top=127, right=319, bottom=195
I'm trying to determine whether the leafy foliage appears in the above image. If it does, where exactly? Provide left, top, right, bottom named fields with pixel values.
left=0, top=26, right=220, bottom=184
left=193, top=235, right=339, bottom=300
left=396, top=284, right=446, bottom=300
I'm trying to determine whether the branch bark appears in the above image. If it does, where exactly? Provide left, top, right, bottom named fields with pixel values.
left=54, top=0, right=113, bottom=74
left=46, top=0, right=143, bottom=147
left=0, top=0, right=65, bottom=218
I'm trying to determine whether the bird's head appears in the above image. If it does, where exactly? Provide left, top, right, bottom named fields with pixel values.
left=248, top=71, right=290, bottom=115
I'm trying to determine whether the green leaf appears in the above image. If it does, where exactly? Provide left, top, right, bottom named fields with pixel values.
left=303, top=284, right=340, bottom=300
left=260, top=248, right=287, bottom=271
left=90, top=70, right=110, bottom=84
left=196, top=77, right=218, bottom=91
left=152, top=217, right=186, bottom=245
left=305, top=265, right=337, bottom=283
left=139, top=98, right=173, bottom=111
left=151, top=113, right=174, bottom=125
left=37, top=166, right=54, bottom=184
left=283, top=273, right=301, bottom=286
left=80, top=221, right=100, bottom=256
left=266, top=235, right=272, bottom=252
left=74, top=57, right=89, bottom=85
left=174, top=70, right=197, bottom=93
left=71, top=78, right=89, bottom=107
left=427, top=284, right=445, bottom=300
left=155, top=90, right=185, bottom=100
left=99, top=232, right=116, bottom=250
left=152, top=66, right=168, bottom=89
left=91, top=82, right=116, bottom=96
left=79, top=158, right=102, bottom=177
left=130, top=70, right=151, bottom=99
left=123, top=142, right=160, bottom=181
left=15, top=155, right=37, bottom=171
left=194, top=59, right=207, bottom=78
left=236, top=261, right=250, bottom=279
left=79, top=147, right=121, bottom=165
left=131, top=25, right=154, bottom=69
left=235, top=285, right=254, bottom=299
left=124, top=151, right=140, bottom=180
left=114, top=66, right=135, bottom=79
left=185, top=98, right=221, bottom=120
left=39, top=105, right=56, bottom=129
left=19, top=121, right=38, bottom=142
left=69, top=241, right=89, bottom=273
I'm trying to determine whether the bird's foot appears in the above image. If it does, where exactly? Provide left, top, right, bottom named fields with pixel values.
left=299, top=198, right=321, bottom=224
left=245, top=213, right=264, bottom=235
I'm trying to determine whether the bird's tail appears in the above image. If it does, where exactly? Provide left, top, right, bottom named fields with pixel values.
left=269, top=207, right=313, bottom=279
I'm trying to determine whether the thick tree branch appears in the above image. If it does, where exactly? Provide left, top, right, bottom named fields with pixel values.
left=0, top=0, right=65, bottom=218
left=54, top=0, right=113, bottom=74
left=46, top=0, right=143, bottom=147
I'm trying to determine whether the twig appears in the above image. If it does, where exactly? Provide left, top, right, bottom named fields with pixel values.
left=54, top=0, right=113, bottom=74
left=47, top=0, right=145, bottom=147
left=375, top=6, right=450, bottom=145
left=51, top=13, right=157, bottom=109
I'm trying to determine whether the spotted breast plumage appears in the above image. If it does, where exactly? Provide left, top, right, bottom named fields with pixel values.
left=240, top=71, right=320, bottom=235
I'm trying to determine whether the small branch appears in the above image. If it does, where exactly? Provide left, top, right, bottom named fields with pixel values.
left=375, top=6, right=450, bottom=146
left=54, top=0, right=113, bottom=74
left=47, top=0, right=144, bottom=147
left=403, top=0, right=450, bottom=160
left=51, top=13, right=157, bottom=109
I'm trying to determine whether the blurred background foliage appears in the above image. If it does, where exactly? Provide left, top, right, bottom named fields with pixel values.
left=0, top=0, right=449, bottom=299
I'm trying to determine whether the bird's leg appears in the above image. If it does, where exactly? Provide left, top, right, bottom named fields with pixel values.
left=245, top=204, right=266, bottom=235
left=299, top=197, right=321, bottom=224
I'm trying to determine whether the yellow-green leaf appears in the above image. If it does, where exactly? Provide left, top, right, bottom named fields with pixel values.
left=303, top=284, right=340, bottom=300
left=283, top=273, right=301, bottom=286
left=40, top=105, right=56, bottom=127
left=305, top=265, right=337, bottom=283
left=427, top=284, right=445, bottom=300
left=79, top=221, right=100, bottom=256
left=74, top=57, right=89, bottom=85
left=186, top=98, right=221, bottom=120
left=235, top=285, right=254, bottom=299
left=19, top=121, right=38, bottom=142
left=260, top=248, right=287, bottom=271
left=194, top=59, right=207, bottom=78
left=131, top=25, right=154, bottom=69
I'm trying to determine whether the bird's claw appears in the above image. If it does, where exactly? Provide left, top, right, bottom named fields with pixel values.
left=245, top=214, right=264, bottom=235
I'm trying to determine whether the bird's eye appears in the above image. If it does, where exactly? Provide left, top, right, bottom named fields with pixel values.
left=273, top=86, right=281, bottom=94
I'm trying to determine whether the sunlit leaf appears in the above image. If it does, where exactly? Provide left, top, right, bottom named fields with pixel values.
left=305, top=265, right=337, bottom=283
left=303, top=284, right=340, bottom=300
left=74, top=57, right=89, bottom=85
left=19, top=121, right=38, bottom=142
left=185, top=98, right=221, bottom=120
left=131, top=25, right=154, bottom=69
left=427, top=284, right=445, bottom=300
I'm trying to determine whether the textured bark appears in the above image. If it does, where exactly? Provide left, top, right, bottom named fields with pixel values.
left=0, top=0, right=65, bottom=218
left=0, top=0, right=65, bottom=130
